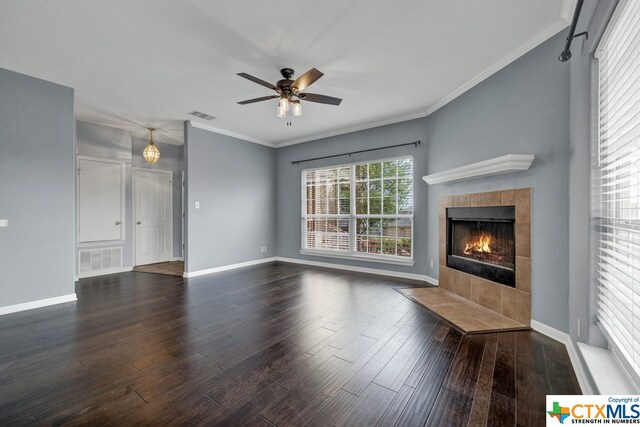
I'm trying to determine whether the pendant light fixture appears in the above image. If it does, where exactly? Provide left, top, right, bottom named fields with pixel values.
left=143, top=127, right=160, bottom=164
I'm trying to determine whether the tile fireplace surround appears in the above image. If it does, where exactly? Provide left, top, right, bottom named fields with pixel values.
left=439, top=188, right=531, bottom=326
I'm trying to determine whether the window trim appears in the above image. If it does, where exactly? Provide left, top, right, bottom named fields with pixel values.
left=593, top=0, right=640, bottom=390
left=300, top=155, right=415, bottom=266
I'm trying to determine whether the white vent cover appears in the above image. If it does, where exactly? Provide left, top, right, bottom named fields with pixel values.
left=188, top=110, right=215, bottom=121
left=78, top=247, right=122, bottom=273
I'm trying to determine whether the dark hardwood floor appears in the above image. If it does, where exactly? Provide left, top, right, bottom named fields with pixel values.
left=0, top=262, right=580, bottom=426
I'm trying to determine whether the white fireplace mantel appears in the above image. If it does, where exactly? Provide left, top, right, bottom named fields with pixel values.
left=422, top=154, right=534, bottom=185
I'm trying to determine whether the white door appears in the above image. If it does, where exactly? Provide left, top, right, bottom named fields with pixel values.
left=78, top=159, right=123, bottom=242
left=134, top=170, right=172, bottom=266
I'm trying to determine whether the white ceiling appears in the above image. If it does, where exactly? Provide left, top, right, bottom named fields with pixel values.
left=0, top=0, right=573, bottom=146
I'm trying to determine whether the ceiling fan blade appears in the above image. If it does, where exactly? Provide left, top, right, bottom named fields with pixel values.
left=291, top=68, right=324, bottom=92
left=298, top=92, right=342, bottom=106
left=237, top=95, right=280, bottom=105
left=237, top=73, right=280, bottom=92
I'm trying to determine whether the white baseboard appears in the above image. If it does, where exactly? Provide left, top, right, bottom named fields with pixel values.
left=77, top=267, right=133, bottom=279
left=0, top=293, right=77, bottom=316
left=275, top=256, right=438, bottom=285
left=531, top=319, right=594, bottom=394
left=183, top=257, right=276, bottom=278
left=171, top=257, right=184, bottom=262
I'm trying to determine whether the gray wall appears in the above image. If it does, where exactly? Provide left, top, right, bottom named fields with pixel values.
left=132, top=137, right=184, bottom=259
left=568, top=0, right=618, bottom=348
left=276, top=33, right=571, bottom=332
left=184, top=122, right=276, bottom=273
left=0, top=68, right=75, bottom=306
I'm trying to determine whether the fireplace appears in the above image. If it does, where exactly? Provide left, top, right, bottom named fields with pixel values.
left=446, top=206, right=515, bottom=287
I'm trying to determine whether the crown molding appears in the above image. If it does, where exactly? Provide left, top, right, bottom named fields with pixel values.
left=194, top=15, right=571, bottom=149
left=187, top=120, right=276, bottom=148
left=274, top=111, right=428, bottom=147
left=422, top=19, right=568, bottom=119
left=277, top=18, right=569, bottom=148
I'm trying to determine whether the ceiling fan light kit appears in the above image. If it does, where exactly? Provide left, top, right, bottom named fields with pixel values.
left=237, top=67, right=342, bottom=126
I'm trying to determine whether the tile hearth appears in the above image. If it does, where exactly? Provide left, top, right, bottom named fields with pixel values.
left=397, top=287, right=528, bottom=334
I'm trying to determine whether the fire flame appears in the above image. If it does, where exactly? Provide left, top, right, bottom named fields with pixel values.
left=464, top=234, right=492, bottom=255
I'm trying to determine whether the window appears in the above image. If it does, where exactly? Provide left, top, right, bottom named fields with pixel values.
left=302, top=157, right=413, bottom=264
left=595, top=0, right=640, bottom=381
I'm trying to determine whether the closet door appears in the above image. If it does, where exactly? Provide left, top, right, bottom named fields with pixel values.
left=78, top=158, right=123, bottom=242
left=134, top=169, right=172, bottom=265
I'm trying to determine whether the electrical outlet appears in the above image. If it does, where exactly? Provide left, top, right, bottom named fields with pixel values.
left=430, top=259, right=434, bottom=268
left=194, top=201, right=200, bottom=209
left=261, top=246, right=268, bottom=253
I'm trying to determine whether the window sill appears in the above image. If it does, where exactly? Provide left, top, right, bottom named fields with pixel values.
left=577, top=343, right=638, bottom=394
left=299, top=249, right=415, bottom=266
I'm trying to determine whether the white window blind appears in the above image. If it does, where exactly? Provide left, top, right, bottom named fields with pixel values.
left=302, top=157, right=413, bottom=261
left=596, top=0, right=640, bottom=380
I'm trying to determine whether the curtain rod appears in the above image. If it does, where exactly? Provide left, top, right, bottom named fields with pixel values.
left=291, top=140, right=421, bottom=165
left=558, top=0, right=588, bottom=62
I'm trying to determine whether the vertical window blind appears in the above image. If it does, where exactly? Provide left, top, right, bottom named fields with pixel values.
left=596, top=0, right=640, bottom=380
left=302, top=157, right=414, bottom=260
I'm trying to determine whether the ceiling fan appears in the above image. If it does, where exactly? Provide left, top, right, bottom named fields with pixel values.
left=237, top=68, right=342, bottom=125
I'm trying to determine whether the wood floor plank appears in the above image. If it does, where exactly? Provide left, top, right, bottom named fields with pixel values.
left=372, top=316, right=439, bottom=392
left=0, top=263, right=580, bottom=425
left=334, top=334, right=379, bottom=363
left=48, top=388, right=146, bottom=426
left=335, top=382, right=397, bottom=427
left=260, top=354, right=352, bottom=425
left=134, top=353, right=218, bottom=402
left=152, top=394, right=226, bottom=426
left=210, top=382, right=288, bottom=426
left=377, top=384, right=416, bottom=427
left=306, top=389, right=359, bottom=426
left=492, top=346, right=516, bottom=399
left=515, top=333, right=552, bottom=427
left=542, top=337, right=581, bottom=395
left=468, top=334, right=498, bottom=426
left=321, top=325, right=402, bottom=398
left=339, top=322, right=418, bottom=397
left=487, top=391, right=516, bottom=427
left=442, top=334, right=486, bottom=397
left=395, top=329, right=462, bottom=426
left=211, top=342, right=335, bottom=411
left=426, top=387, right=473, bottom=427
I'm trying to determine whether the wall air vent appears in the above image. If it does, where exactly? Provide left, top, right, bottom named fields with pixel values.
left=188, top=110, right=215, bottom=121
left=78, top=247, right=123, bottom=278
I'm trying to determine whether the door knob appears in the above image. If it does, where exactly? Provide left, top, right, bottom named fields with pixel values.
left=115, top=221, right=121, bottom=225
left=136, top=221, right=141, bottom=225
